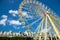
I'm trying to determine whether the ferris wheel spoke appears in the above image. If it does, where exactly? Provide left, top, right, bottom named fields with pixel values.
left=25, top=17, right=42, bottom=27
left=22, top=7, right=32, bottom=12
left=35, top=18, right=44, bottom=33
left=22, top=6, right=29, bottom=9
left=30, top=17, right=42, bottom=26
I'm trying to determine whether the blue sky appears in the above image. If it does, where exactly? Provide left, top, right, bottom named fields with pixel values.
left=0, top=0, right=60, bottom=32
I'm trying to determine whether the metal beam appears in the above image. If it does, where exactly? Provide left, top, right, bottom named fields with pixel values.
left=46, top=13, right=60, bottom=39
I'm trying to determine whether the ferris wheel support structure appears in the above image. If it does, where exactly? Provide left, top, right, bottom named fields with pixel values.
left=46, top=12, right=60, bottom=39
left=44, top=12, right=48, bottom=40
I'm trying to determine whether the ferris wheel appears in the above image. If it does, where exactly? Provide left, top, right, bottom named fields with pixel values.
left=18, top=0, right=60, bottom=40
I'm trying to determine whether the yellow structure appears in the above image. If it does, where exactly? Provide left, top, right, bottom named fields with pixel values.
left=46, top=11, right=60, bottom=39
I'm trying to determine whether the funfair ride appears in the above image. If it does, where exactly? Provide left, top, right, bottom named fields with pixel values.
left=18, top=0, right=60, bottom=40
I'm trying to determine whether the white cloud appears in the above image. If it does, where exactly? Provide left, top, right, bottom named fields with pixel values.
left=1, top=15, right=7, bottom=19
left=22, top=11, right=33, bottom=19
left=0, top=19, right=7, bottom=26
left=9, top=10, right=33, bottom=19
left=9, top=20, right=21, bottom=25
left=9, top=10, right=18, bottom=16
left=9, top=9, right=33, bottom=18
left=0, top=15, right=7, bottom=26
